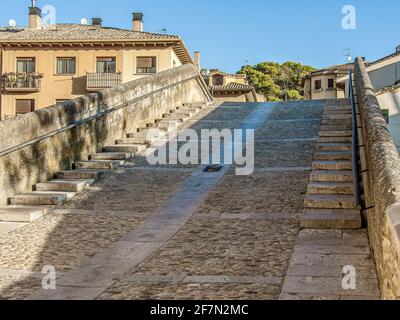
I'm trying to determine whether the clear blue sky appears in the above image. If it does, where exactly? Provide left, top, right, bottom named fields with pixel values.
left=1, top=0, right=399, bottom=72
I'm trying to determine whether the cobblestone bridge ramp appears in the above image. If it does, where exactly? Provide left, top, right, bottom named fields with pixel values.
left=0, top=101, right=379, bottom=300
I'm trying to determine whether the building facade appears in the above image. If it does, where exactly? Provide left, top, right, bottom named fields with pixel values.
left=337, top=48, right=400, bottom=152
left=202, top=70, right=260, bottom=102
left=302, top=63, right=353, bottom=100
left=0, top=5, right=194, bottom=119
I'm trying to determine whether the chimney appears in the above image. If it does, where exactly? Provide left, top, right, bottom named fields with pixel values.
left=194, top=51, right=201, bottom=71
left=132, top=13, right=143, bottom=32
left=28, top=2, right=42, bottom=30
left=92, top=18, right=102, bottom=27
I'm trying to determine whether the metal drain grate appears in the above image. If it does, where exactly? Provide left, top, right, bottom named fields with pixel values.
left=203, top=165, right=224, bottom=173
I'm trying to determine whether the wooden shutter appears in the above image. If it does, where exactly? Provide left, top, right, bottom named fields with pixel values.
left=16, top=100, right=34, bottom=114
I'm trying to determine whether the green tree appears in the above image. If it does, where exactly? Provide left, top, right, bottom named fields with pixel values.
left=238, top=61, right=315, bottom=101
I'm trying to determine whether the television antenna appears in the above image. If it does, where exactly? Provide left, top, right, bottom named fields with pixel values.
left=343, top=48, right=352, bottom=63
left=156, top=27, right=167, bottom=34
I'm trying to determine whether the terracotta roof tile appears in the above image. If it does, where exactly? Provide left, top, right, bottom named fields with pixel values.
left=0, top=24, right=180, bottom=42
left=210, top=82, right=254, bottom=92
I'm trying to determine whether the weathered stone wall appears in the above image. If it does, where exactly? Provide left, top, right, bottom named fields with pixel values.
left=354, top=57, right=400, bottom=299
left=0, top=64, right=212, bottom=206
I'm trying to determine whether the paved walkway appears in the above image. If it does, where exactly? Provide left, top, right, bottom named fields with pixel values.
left=0, top=101, right=380, bottom=300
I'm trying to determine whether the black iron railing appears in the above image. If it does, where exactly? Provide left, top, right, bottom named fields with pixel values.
left=1, top=72, right=43, bottom=90
left=349, top=70, right=362, bottom=208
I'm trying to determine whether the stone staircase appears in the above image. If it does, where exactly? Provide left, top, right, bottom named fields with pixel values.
left=0, top=102, right=210, bottom=223
left=301, top=103, right=362, bottom=229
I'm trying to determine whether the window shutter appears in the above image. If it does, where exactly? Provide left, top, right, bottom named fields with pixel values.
left=16, top=100, right=34, bottom=114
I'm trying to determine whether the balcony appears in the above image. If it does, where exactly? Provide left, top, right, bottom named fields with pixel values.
left=1, top=73, right=43, bottom=92
left=86, top=73, right=122, bottom=91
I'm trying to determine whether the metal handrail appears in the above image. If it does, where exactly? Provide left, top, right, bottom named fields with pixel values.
left=349, top=70, right=362, bottom=208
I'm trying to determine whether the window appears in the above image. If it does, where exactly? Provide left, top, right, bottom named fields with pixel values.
left=96, top=57, right=116, bottom=73
left=328, top=79, right=335, bottom=89
left=15, top=99, right=35, bottom=115
left=17, top=58, right=36, bottom=73
left=382, top=109, right=390, bottom=124
left=136, top=57, right=157, bottom=74
left=314, top=80, right=322, bottom=90
left=56, top=57, right=76, bottom=75
left=213, top=75, right=224, bottom=86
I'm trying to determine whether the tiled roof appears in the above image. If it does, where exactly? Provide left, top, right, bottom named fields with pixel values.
left=0, top=24, right=193, bottom=64
left=210, top=82, right=254, bottom=92
left=0, top=24, right=180, bottom=41
left=311, top=63, right=354, bottom=75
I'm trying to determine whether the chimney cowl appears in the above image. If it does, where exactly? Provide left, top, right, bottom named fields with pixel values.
left=133, top=13, right=144, bottom=21
left=92, top=18, right=102, bottom=27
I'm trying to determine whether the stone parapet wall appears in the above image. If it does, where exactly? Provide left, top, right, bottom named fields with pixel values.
left=0, top=64, right=212, bottom=206
left=354, top=57, right=400, bottom=299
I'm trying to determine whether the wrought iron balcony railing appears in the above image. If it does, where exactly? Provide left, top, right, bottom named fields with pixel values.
left=1, top=72, right=43, bottom=92
left=86, top=73, right=122, bottom=91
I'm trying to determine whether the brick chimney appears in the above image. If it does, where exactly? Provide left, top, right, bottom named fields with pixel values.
left=132, top=13, right=143, bottom=32
left=92, top=18, right=102, bottom=27
left=28, top=2, right=42, bottom=29
left=194, top=51, right=201, bottom=71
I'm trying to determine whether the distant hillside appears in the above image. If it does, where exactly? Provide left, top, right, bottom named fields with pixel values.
left=238, top=62, right=316, bottom=101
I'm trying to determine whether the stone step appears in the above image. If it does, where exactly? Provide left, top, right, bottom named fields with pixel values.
left=35, top=179, right=95, bottom=192
left=318, top=143, right=352, bottom=152
left=0, top=205, right=53, bottom=223
left=301, top=209, right=361, bottom=229
left=314, top=151, right=352, bottom=161
left=91, top=153, right=132, bottom=161
left=322, top=119, right=352, bottom=125
left=319, top=130, right=352, bottom=137
left=183, top=102, right=206, bottom=108
left=74, top=160, right=123, bottom=170
left=9, top=192, right=74, bottom=206
left=103, top=144, right=147, bottom=154
left=177, top=106, right=202, bottom=113
left=126, top=130, right=164, bottom=144
left=304, top=194, right=358, bottom=210
left=159, top=116, right=184, bottom=123
left=312, top=160, right=353, bottom=171
left=57, top=169, right=104, bottom=180
left=157, top=120, right=179, bottom=131
left=322, top=114, right=352, bottom=120
left=118, top=137, right=156, bottom=145
left=318, top=136, right=352, bottom=143
left=325, top=106, right=352, bottom=112
left=165, top=111, right=194, bottom=118
left=324, top=110, right=352, bottom=116
left=320, top=124, right=352, bottom=131
left=307, top=182, right=355, bottom=195
left=310, top=170, right=353, bottom=182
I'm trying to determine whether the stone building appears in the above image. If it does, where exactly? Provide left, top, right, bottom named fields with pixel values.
left=202, top=69, right=260, bottom=102
left=0, top=4, right=194, bottom=119
left=337, top=47, right=400, bottom=152
left=302, top=63, right=354, bottom=100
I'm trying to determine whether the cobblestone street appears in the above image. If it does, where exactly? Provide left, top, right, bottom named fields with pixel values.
left=0, top=102, right=380, bottom=300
